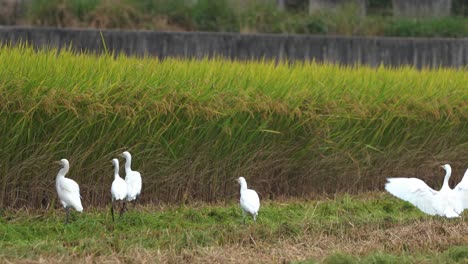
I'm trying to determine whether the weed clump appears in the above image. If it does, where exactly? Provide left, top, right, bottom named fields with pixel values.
left=323, top=252, right=357, bottom=264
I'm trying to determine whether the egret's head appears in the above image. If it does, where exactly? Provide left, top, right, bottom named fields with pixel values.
left=440, top=164, right=451, bottom=172
left=237, top=177, right=247, bottom=185
left=56, top=159, right=69, bottom=168
left=112, top=158, right=119, bottom=166
left=121, top=151, right=131, bottom=159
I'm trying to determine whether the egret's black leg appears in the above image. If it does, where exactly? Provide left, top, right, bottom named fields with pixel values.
left=121, top=201, right=128, bottom=214
left=111, top=201, right=115, bottom=222
left=119, top=201, right=126, bottom=217
left=65, top=207, right=70, bottom=224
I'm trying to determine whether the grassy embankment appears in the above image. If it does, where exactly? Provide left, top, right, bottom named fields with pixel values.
left=1, top=195, right=468, bottom=263
left=2, top=0, right=468, bottom=37
left=0, top=45, right=466, bottom=208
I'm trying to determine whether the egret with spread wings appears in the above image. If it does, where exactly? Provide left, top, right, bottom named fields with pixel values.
left=385, top=164, right=463, bottom=218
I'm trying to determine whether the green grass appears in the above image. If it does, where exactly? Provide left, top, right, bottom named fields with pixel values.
left=299, top=246, right=468, bottom=263
left=383, top=17, right=468, bottom=38
left=0, top=45, right=466, bottom=207
left=300, top=247, right=468, bottom=264
left=0, top=194, right=447, bottom=261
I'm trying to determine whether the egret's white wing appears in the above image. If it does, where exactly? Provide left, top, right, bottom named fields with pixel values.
left=125, top=171, right=142, bottom=201
left=454, top=169, right=468, bottom=210
left=385, top=178, right=439, bottom=216
left=111, top=177, right=128, bottom=201
left=58, top=178, right=83, bottom=212
left=59, top=178, right=80, bottom=196
left=240, top=189, right=260, bottom=215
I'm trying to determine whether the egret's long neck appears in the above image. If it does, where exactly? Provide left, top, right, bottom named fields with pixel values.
left=114, top=163, right=120, bottom=179
left=240, top=181, right=247, bottom=191
left=441, top=167, right=452, bottom=191
left=125, top=156, right=132, bottom=172
left=56, top=166, right=69, bottom=179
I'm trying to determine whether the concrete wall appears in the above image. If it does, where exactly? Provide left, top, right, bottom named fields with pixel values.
left=0, top=26, right=466, bottom=68
left=393, top=0, right=452, bottom=17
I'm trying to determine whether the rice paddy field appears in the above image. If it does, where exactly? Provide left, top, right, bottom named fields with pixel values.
left=0, top=45, right=467, bottom=262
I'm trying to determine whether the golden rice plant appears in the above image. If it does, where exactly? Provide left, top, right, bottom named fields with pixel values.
left=0, top=44, right=466, bottom=207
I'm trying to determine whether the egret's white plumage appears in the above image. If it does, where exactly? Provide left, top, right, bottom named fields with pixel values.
left=385, top=164, right=462, bottom=218
left=55, top=159, right=83, bottom=223
left=122, top=151, right=142, bottom=202
left=237, top=177, right=260, bottom=222
left=454, top=168, right=468, bottom=210
left=110, top=158, right=128, bottom=221
left=111, top=158, right=127, bottom=201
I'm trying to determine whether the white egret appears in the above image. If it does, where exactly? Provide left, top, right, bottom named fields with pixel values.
left=385, top=164, right=462, bottom=218
left=55, top=159, right=83, bottom=224
left=110, top=158, right=128, bottom=221
left=453, top=168, right=468, bottom=210
left=121, top=151, right=142, bottom=205
left=236, top=177, right=260, bottom=223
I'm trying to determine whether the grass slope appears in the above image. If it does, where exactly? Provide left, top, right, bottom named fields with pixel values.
left=0, top=45, right=467, bottom=207
left=6, top=0, right=468, bottom=37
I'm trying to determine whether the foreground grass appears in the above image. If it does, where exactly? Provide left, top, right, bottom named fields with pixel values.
left=2, top=194, right=468, bottom=263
